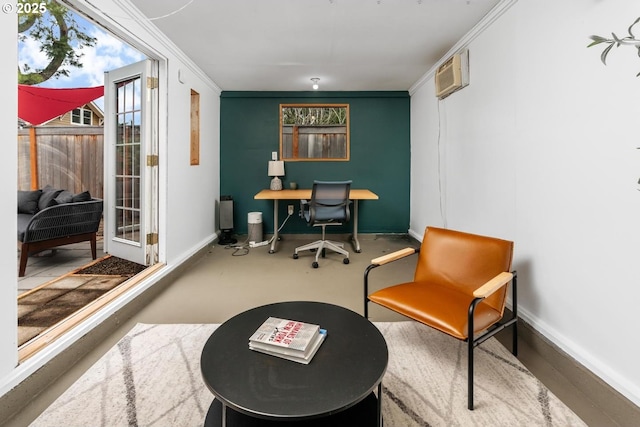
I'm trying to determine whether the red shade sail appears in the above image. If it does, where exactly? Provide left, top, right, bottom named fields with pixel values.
left=18, top=84, right=104, bottom=126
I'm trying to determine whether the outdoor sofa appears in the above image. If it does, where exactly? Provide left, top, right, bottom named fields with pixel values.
left=17, top=186, right=103, bottom=277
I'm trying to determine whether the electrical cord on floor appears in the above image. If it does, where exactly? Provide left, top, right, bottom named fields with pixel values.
left=226, top=213, right=293, bottom=255
left=226, top=240, right=249, bottom=256
left=225, top=224, right=252, bottom=256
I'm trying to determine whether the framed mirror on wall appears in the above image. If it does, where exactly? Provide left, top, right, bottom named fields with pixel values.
left=280, top=104, right=350, bottom=161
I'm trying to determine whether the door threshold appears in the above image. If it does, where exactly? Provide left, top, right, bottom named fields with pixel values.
left=18, top=263, right=164, bottom=363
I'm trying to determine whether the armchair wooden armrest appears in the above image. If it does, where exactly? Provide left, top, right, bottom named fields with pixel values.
left=473, top=271, right=514, bottom=299
left=370, top=247, right=417, bottom=266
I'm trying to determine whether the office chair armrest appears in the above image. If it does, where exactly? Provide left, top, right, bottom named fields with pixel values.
left=299, top=199, right=309, bottom=218
left=473, top=271, right=514, bottom=299
left=370, top=247, right=418, bottom=266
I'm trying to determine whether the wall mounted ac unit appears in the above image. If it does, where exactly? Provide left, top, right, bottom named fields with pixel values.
left=435, top=49, right=469, bottom=99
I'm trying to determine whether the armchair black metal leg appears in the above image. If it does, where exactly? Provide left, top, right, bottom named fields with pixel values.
left=512, top=272, right=518, bottom=357
left=468, top=298, right=481, bottom=410
left=468, top=336, right=474, bottom=410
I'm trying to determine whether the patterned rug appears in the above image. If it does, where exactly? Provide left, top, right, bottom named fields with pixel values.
left=30, top=322, right=586, bottom=426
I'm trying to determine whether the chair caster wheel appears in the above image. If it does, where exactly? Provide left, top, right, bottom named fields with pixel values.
left=343, top=258, right=350, bottom=264
left=293, top=253, right=298, bottom=259
left=312, top=262, right=319, bottom=268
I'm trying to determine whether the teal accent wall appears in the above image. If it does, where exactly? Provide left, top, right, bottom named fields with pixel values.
left=220, top=91, right=410, bottom=235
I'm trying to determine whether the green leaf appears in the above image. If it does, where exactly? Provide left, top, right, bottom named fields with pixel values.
left=600, top=43, right=615, bottom=64
left=628, top=17, right=640, bottom=37
left=587, top=35, right=608, bottom=46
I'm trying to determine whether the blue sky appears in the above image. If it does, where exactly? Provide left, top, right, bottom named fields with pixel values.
left=18, top=9, right=144, bottom=109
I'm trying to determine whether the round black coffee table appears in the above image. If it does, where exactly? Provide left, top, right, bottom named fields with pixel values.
left=201, top=301, right=388, bottom=426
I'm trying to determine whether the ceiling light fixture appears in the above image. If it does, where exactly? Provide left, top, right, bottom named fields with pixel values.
left=311, top=78, right=320, bottom=90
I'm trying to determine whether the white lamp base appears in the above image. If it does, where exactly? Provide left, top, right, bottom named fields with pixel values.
left=270, top=177, right=283, bottom=191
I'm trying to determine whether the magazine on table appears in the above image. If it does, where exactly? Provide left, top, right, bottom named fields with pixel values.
left=248, top=317, right=327, bottom=364
left=250, top=328, right=327, bottom=364
left=249, top=317, right=320, bottom=352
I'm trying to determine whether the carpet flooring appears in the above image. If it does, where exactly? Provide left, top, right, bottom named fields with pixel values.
left=29, top=321, right=586, bottom=427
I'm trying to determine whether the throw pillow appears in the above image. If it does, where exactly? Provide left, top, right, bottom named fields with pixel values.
left=18, top=190, right=42, bottom=214
left=38, top=187, right=63, bottom=211
left=71, top=190, right=92, bottom=202
left=55, top=190, right=74, bottom=204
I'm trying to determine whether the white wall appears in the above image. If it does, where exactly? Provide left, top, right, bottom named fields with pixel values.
left=0, top=8, right=18, bottom=379
left=410, top=0, right=640, bottom=406
left=163, top=66, right=220, bottom=263
left=0, top=0, right=221, bottom=398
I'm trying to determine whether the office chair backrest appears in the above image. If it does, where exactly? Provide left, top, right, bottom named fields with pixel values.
left=309, top=180, right=352, bottom=224
left=414, top=227, right=514, bottom=313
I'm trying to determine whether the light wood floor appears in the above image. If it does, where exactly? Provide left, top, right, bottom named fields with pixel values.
left=2, top=234, right=639, bottom=426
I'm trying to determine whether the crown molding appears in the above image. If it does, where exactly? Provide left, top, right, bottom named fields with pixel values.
left=63, top=0, right=221, bottom=94
left=409, top=0, right=519, bottom=96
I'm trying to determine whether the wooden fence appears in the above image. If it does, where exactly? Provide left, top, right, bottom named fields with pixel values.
left=18, top=126, right=104, bottom=198
left=281, top=125, right=348, bottom=160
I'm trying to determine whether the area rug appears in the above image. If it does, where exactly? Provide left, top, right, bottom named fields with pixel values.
left=29, top=322, right=587, bottom=426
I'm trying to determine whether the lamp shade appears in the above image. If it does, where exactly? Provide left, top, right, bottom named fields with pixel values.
left=268, top=160, right=285, bottom=177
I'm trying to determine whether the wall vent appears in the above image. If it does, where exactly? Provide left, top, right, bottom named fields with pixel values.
left=435, top=49, right=469, bottom=99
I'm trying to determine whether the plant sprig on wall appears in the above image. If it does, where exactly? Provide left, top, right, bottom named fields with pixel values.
left=588, top=18, right=640, bottom=191
left=588, top=17, right=640, bottom=76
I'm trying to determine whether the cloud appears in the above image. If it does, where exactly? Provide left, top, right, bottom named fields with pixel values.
left=18, top=37, right=49, bottom=70
left=19, top=12, right=144, bottom=89
left=72, top=26, right=145, bottom=87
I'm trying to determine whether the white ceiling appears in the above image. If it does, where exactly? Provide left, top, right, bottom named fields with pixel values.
left=129, top=0, right=500, bottom=91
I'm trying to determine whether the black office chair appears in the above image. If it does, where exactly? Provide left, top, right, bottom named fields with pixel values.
left=293, top=180, right=352, bottom=268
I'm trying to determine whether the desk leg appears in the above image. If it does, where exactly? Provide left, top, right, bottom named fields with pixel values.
left=269, top=199, right=279, bottom=253
left=351, top=200, right=362, bottom=253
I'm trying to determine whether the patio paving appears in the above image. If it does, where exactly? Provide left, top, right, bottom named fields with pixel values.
left=18, top=239, right=105, bottom=295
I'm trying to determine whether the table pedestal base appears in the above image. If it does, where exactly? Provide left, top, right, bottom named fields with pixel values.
left=204, top=392, right=378, bottom=427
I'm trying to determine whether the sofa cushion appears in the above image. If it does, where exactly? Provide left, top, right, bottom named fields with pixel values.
left=55, top=190, right=74, bottom=204
left=17, top=213, right=32, bottom=242
left=72, top=191, right=92, bottom=203
left=18, top=190, right=42, bottom=214
left=39, top=187, right=63, bottom=211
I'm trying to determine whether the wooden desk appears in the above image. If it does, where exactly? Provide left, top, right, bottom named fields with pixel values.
left=254, top=189, right=378, bottom=254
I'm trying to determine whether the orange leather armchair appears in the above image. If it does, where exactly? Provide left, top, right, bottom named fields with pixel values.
left=364, top=226, right=517, bottom=410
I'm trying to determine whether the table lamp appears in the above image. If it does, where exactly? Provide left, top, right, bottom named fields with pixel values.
left=268, top=160, right=285, bottom=190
